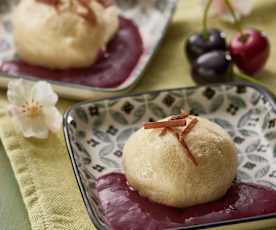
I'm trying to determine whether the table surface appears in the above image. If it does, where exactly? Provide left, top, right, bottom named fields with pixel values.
left=1, top=0, right=276, bottom=229
left=0, top=142, right=31, bottom=230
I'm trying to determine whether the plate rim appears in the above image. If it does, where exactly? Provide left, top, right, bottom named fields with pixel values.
left=0, top=0, right=177, bottom=99
left=63, top=82, right=276, bottom=230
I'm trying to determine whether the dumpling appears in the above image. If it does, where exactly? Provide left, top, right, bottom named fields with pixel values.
left=123, top=115, right=237, bottom=208
left=12, top=0, right=119, bottom=69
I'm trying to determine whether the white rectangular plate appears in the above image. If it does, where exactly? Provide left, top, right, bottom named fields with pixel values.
left=0, top=0, right=177, bottom=99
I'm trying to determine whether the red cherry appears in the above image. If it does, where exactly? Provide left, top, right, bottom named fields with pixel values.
left=229, top=29, right=270, bottom=75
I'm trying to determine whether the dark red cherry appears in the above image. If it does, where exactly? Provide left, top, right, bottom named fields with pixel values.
left=192, top=50, right=233, bottom=84
left=229, top=28, right=270, bottom=75
left=185, top=28, right=227, bottom=63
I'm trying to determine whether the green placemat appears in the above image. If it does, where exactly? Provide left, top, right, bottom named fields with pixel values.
left=0, top=0, right=276, bottom=229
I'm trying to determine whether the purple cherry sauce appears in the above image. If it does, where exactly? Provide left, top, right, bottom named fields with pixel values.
left=96, top=173, right=276, bottom=230
left=0, top=17, right=143, bottom=88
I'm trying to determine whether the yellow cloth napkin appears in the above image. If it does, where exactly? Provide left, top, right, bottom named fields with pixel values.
left=0, top=1, right=276, bottom=230
left=0, top=94, right=93, bottom=229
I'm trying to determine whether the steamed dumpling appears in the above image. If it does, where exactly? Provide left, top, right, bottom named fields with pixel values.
left=12, top=0, right=119, bottom=69
left=123, top=116, right=237, bottom=208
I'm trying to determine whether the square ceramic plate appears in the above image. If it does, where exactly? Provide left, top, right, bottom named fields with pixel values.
left=0, top=0, right=176, bottom=99
left=64, top=83, right=276, bottom=230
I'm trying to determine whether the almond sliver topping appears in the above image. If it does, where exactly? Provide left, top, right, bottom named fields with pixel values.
left=180, top=118, right=198, bottom=139
left=179, top=138, right=198, bottom=166
left=143, top=119, right=187, bottom=129
left=143, top=114, right=198, bottom=166
left=77, top=0, right=97, bottom=24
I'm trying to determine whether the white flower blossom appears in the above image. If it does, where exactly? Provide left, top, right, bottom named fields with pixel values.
left=200, top=0, right=253, bottom=22
left=7, top=79, right=62, bottom=139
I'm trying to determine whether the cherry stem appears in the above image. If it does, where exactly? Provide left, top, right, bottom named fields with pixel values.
left=224, top=0, right=247, bottom=42
left=234, top=71, right=275, bottom=96
left=202, top=0, right=212, bottom=40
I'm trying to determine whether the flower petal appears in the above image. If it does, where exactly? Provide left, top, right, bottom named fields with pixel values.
left=7, top=104, right=20, bottom=118
left=7, top=79, right=32, bottom=106
left=7, top=80, right=60, bottom=139
left=199, top=0, right=253, bottom=21
left=31, top=81, right=58, bottom=106
left=13, top=113, right=49, bottom=139
left=43, top=107, right=62, bottom=133
left=233, top=0, right=253, bottom=16
left=211, top=0, right=228, bottom=16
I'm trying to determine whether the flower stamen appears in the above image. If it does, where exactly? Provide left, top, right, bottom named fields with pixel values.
left=21, top=101, right=43, bottom=118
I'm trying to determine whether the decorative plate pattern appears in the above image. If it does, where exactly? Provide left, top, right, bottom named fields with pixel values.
left=64, top=83, right=276, bottom=229
left=0, top=0, right=176, bottom=99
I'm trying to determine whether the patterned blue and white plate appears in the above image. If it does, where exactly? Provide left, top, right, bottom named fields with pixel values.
left=64, top=83, right=276, bottom=229
left=0, top=0, right=176, bottom=99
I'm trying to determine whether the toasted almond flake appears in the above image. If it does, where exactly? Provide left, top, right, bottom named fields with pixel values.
left=144, top=114, right=198, bottom=166
left=179, top=138, right=198, bottom=166
left=180, top=118, right=198, bottom=139
left=77, top=0, right=97, bottom=24
left=144, top=119, right=187, bottom=129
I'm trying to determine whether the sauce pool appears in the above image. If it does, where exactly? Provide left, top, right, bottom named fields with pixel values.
left=96, top=173, right=276, bottom=230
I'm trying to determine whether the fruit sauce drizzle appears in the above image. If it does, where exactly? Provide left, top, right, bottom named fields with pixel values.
left=144, top=112, right=198, bottom=165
